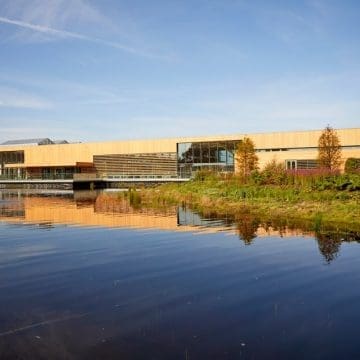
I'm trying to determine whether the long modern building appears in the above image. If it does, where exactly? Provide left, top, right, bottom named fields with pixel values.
left=0, top=128, right=359, bottom=180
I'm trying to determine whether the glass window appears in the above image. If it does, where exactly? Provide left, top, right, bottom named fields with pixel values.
left=218, top=150, right=226, bottom=163
left=227, top=150, right=234, bottom=165
left=177, top=143, right=192, bottom=163
left=177, top=140, right=241, bottom=178
left=286, top=160, right=297, bottom=170
left=201, top=143, right=210, bottom=163
left=217, top=143, right=227, bottom=163
left=0, top=151, right=24, bottom=164
left=210, top=143, right=217, bottom=163
left=193, top=143, right=201, bottom=163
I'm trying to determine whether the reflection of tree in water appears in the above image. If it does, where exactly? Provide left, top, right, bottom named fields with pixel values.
left=235, top=214, right=260, bottom=245
left=316, top=233, right=342, bottom=264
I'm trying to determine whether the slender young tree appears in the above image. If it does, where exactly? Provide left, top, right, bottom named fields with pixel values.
left=236, top=137, right=258, bottom=177
left=318, top=126, right=342, bottom=171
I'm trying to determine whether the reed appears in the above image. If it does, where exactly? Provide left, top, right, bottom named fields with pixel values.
left=140, top=171, right=360, bottom=232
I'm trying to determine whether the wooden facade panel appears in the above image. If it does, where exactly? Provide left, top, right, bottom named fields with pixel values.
left=0, top=128, right=359, bottom=171
left=94, top=153, right=177, bottom=176
left=250, top=128, right=360, bottom=149
left=252, top=147, right=360, bottom=170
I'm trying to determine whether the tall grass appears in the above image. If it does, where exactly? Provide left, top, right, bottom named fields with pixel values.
left=140, top=167, right=360, bottom=231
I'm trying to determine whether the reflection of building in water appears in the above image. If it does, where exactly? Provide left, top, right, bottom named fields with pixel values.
left=177, top=207, right=233, bottom=228
left=0, top=196, right=182, bottom=231
left=1, top=193, right=357, bottom=265
left=0, top=201, right=25, bottom=218
left=0, top=194, right=318, bottom=239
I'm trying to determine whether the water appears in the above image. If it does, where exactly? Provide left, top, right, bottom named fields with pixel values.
left=0, top=190, right=360, bottom=359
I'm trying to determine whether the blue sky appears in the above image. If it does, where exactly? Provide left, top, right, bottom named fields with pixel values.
left=0, top=0, right=359, bottom=143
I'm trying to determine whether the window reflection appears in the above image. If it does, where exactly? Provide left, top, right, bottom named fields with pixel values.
left=0, top=151, right=24, bottom=164
left=177, top=140, right=240, bottom=177
left=177, top=143, right=192, bottom=163
left=193, top=143, right=201, bottom=163
left=202, top=143, right=210, bottom=163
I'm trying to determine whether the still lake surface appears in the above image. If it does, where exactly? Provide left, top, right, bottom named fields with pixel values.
left=0, top=190, right=359, bottom=359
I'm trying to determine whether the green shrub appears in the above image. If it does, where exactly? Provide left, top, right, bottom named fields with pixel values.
left=345, top=158, right=360, bottom=174
left=129, top=187, right=141, bottom=207
left=260, top=160, right=287, bottom=185
left=193, top=169, right=218, bottom=182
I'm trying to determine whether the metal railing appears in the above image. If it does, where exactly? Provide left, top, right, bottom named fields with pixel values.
left=0, top=174, right=74, bottom=181
left=73, top=173, right=99, bottom=181
left=0, top=173, right=189, bottom=181
left=103, top=174, right=180, bottom=180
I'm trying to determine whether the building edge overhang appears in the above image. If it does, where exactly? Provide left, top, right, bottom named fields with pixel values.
left=2, top=126, right=360, bottom=151
left=65, top=126, right=360, bottom=147
left=4, top=162, right=93, bottom=169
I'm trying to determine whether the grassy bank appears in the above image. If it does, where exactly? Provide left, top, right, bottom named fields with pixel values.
left=140, top=172, right=360, bottom=233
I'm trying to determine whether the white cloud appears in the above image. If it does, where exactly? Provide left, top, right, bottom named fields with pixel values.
left=0, top=0, right=173, bottom=59
left=0, top=120, right=85, bottom=143
left=0, top=72, right=136, bottom=107
left=194, top=73, right=360, bottom=130
left=248, top=2, right=329, bottom=46
left=0, top=87, right=52, bottom=109
left=2, top=0, right=108, bottom=30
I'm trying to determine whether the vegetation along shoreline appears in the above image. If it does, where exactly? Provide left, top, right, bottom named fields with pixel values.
left=121, top=126, right=360, bottom=234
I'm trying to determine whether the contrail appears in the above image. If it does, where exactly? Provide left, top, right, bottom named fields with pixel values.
left=0, top=16, right=163, bottom=59
left=0, top=16, right=90, bottom=40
